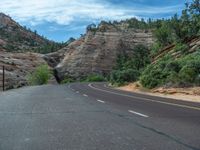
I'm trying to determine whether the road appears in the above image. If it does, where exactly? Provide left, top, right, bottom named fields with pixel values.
left=0, top=83, right=199, bottom=150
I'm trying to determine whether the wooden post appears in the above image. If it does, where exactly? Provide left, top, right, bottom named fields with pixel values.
left=3, top=66, right=5, bottom=91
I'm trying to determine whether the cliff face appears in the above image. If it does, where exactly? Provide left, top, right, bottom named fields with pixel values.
left=55, top=25, right=154, bottom=81
left=0, top=51, right=47, bottom=90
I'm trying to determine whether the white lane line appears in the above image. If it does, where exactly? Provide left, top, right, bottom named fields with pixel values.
left=97, top=100, right=105, bottom=103
left=128, top=110, right=149, bottom=118
left=83, top=94, right=88, bottom=97
left=88, top=83, right=200, bottom=111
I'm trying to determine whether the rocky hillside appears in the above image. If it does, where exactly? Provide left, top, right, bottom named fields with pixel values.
left=0, top=13, right=62, bottom=53
left=54, top=21, right=154, bottom=81
left=0, top=51, right=48, bottom=90
left=153, top=37, right=200, bottom=63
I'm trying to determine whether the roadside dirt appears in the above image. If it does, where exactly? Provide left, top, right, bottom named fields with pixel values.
left=117, top=82, right=200, bottom=103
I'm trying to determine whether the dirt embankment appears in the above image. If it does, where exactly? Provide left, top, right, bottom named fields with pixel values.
left=117, top=82, right=200, bottom=103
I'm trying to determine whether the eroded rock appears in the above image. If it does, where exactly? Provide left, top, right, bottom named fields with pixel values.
left=55, top=28, right=154, bottom=81
left=0, top=51, right=47, bottom=90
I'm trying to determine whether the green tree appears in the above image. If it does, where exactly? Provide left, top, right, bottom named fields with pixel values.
left=154, top=22, right=174, bottom=46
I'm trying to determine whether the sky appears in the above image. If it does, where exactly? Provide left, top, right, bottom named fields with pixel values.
left=0, top=0, right=188, bottom=42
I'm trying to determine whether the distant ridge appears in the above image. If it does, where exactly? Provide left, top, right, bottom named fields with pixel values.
left=0, top=12, right=62, bottom=53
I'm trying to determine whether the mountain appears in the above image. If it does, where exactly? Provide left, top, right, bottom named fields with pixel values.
left=51, top=21, right=154, bottom=81
left=0, top=13, right=62, bottom=53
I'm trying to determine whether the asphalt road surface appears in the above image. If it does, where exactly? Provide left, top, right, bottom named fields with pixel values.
left=0, top=83, right=199, bottom=150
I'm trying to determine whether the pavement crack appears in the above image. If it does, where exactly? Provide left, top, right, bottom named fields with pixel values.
left=106, top=111, right=199, bottom=150
left=127, top=117, right=199, bottom=150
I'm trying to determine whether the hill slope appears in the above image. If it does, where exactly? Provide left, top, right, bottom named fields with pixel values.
left=0, top=13, right=62, bottom=53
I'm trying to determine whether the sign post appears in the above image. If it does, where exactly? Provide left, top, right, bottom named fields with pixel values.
left=3, top=66, right=5, bottom=91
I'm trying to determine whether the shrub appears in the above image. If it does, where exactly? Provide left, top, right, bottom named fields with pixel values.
left=61, top=76, right=75, bottom=84
left=140, top=63, right=168, bottom=89
left=140, top=51, right=200, bottom=88
left=179, top=66, right=197, bottom=84
left=85, top=74, right=105, bottom=82
left=28, top=64, right=52, bottom=85
left=150, top=42, right=161, bottom=57
left=110, top=69, right=140, bottom=86
left=173, top=42, right=189, bottom=54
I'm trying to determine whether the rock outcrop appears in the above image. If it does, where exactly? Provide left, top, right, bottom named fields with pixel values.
left=55, top=23, right=154, bottom=81
left=152, top=37, right=200, bottom=63
left=0, top=51, right=47, bottom=90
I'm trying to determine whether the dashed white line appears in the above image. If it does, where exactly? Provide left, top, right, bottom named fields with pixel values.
left=128, top=110, right=149, bottom=118
left=88, top=83, right=200, bottom=111
left=83, top=94, right=88, bottom=97
left=97, top=100, right=105, bottom=103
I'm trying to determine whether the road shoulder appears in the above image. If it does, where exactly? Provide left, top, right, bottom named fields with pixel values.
left=116, top=83, right=200, bottom=103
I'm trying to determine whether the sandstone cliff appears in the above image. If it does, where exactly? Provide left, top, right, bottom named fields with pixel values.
left=55, top=22, right=154, bottom=81
left=0, top=51, right=47, bottom=90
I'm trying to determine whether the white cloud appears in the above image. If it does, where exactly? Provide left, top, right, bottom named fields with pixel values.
left=0, top=0, right=182, bottom=26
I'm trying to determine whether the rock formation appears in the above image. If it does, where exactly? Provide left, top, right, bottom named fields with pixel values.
left=152, top=37, right=200, bottom=63
left=0, top=51, right=47, bottom=90
left=55, top=22, right=154, bottom=81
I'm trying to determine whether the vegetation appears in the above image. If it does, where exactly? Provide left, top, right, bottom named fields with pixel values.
left=27, top=64, right=52, bottom=85
left=109, top=0, right=200, bottom=89
left=60, top=74, right=106, bottom=84
left=85, top=74, right=106, bottom=82
left=109, top=45, right=150, bottom=86
left=140, top=50, right=200, bottom=88
left=0, top=14, right=65, bottom=53
left=61, top=76, right=75, bottom=84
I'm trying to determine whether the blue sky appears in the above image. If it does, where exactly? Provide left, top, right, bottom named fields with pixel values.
left=0, top=0, right=188, bottom=42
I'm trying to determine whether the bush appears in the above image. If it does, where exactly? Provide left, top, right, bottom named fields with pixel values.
left=140, top=63, right=167, bottom=89
left=110, top=69, right=140, bottom=86
left=140, top=51, right=200, bottom=88
left=61, top=76, right=75, bottom=84
left=179, top=66, right=198, bottom=84
left=85, top=74, right=105, bottom=82
left=173, top=42, right=189, bottom=54
left=28, top=64, right=52, bottom=85
left=150, top=42, right=161, bottom=57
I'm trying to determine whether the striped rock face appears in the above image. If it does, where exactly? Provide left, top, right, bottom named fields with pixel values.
left=55, top=28, right=154, bottom=81
left=0, top=51, right=47, bottom=90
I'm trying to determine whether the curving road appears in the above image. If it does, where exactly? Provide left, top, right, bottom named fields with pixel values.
left=0, top=82, right=199, bottom=150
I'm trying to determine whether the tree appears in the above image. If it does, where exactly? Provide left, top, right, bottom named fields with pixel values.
left=86, top=23, right=97, bottom=32
left=154, top=22, right=173, bottom=46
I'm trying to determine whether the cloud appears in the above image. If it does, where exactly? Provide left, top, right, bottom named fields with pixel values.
left=0, top=0, right=183, bottom=26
